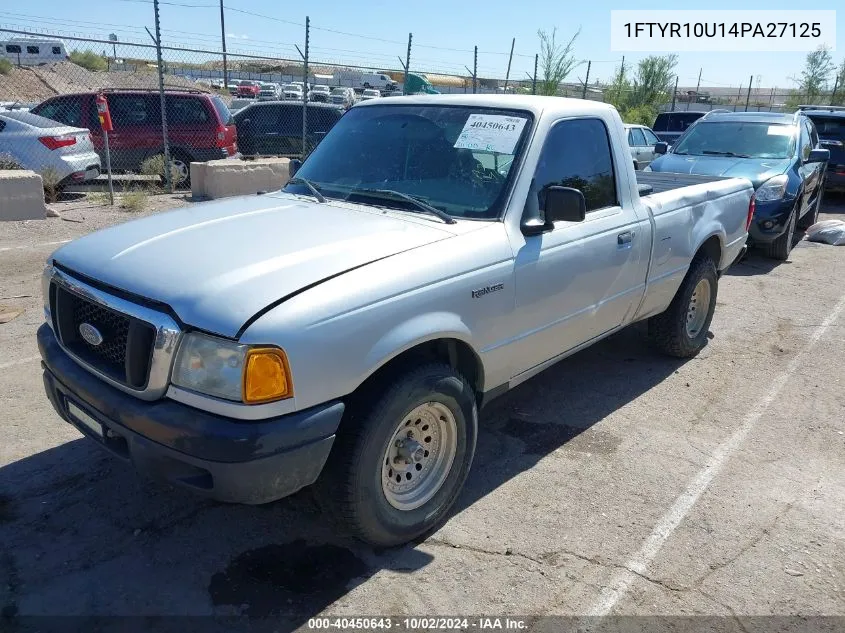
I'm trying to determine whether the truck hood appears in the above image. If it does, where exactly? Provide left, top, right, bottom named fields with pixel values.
left=649, top=154, right=792, bottom=188
left=51, top=194, right=453, bottom=338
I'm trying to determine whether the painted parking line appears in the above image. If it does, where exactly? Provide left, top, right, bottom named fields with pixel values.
left=0, top=355, right=41, bottom=371
left=0, top=240, right=70, bottom=253
left=587, top=289, right=845, bottom=617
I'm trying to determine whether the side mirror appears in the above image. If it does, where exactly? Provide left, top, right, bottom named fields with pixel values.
left=806, top=148, right=830, bottom=164
left=289, top=159, right=302, bottom=177
left=654, top=142, right=669, bottom=155
left=521, top=186, right=586, bottom=236
left=544, top=186, right=586, bottom=223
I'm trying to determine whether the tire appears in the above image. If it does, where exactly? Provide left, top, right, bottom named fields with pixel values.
left=168, top=152, right=192, bottom=188
left=764, top=204, right=796, bottom=261
left=797, top=184, right=823, bottom=230
left=648, top=255, right=718, bottom=358
left=320, top=363, right=478, bottom=546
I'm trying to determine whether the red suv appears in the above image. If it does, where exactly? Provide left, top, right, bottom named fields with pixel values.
left=31, top=89, right=238, bottom=184
left=236, top=81, right=261, bottom=98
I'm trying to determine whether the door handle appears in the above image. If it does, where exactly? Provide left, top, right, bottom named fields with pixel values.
left=617, top=231, right=634, bottom=247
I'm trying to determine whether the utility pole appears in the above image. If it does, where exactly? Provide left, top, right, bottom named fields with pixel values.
left=670, top=75, right=678, bottom=110
left=582, top=60, right=591, bottom=99
left=532, top=53, right=538, bottom=95
left=769, top=87, right=776, bottom=111
left=503, top=37, right=515, bottom=92
left=152, top=0, right=172, bottom=193
left=831, top=75, right=840, bottom=105
left=688, top=67, right=702, bottom=110
left=294, top=18, right=310, bottom=158
left=744, top=74, right=753, bottom=111
left=473, top=46, right=478, bottom=94
left=404, top=33, right=412, bottom=93
left=219, top=0, right=228, bottom=89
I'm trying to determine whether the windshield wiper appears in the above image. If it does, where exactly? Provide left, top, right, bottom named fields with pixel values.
left=287, top=177, right=326, bottom=203
left=348, top=188, right=456, bottom=224
left=702, top=150, right=751, bottom=158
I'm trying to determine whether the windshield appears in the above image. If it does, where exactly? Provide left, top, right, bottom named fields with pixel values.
left=284, top=105, right=532, bottom=220
left=331, top=88, right=346, bottom=95
left=672, top=121, right=796, bottom=159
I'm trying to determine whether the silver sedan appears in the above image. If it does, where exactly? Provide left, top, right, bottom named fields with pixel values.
left=624, top=123, right=661, bottom=170
left=0, top=111, right=101, bottom=184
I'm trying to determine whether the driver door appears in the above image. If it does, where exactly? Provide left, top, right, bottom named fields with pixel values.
left=509, top=118, right=649, bottom=379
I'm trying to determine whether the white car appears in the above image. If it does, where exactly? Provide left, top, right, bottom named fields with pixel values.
left=258, top=82, right=281, bottom=101
left=283, top=84, right=303, bottom=101
left=359, top=89, right=380, bottom=101
left=624, top=123, right=662, bottom=170
left=0, top=111, right=100, bottom=185
left=308, top=85, right=331, bottom=103
left=329, top=87, right=355, bottom=108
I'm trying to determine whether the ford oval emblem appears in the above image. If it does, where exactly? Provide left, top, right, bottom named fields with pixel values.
left=79, top=322, right=104, bottom=347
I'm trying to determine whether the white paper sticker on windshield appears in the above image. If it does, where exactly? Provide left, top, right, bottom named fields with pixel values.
left=767, top=125, right=793, bottom=136
left=454, top=114, right=527, bottom=154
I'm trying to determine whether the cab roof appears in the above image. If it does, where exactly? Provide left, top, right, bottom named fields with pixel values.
left=354, top=93, right=617, bottom=118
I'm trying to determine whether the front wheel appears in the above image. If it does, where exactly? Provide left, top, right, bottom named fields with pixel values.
left=648, top=256, right=718, bottom=358
left=321, top=363, right=478, bottom=546
left=764, top=205, right=796, bottom=261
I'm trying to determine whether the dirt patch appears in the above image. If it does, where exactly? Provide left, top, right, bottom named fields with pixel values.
left=0, top=61, right=209, bottom=104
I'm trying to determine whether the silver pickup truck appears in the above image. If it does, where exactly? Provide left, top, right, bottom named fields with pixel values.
left=38, top=95, right=754, bottom=546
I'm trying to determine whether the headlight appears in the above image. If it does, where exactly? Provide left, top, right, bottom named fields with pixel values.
left=172, top=332, right=292, bottom=404
left=754, top=175, right=789, bottom=202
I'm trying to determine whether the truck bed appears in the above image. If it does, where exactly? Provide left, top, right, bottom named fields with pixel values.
left=636, top=171, right=733, bottom=196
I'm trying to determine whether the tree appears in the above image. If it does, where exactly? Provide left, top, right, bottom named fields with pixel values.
left=536, top=27, right=581, bottom=96
left=69, top=49, right=108, bottom=72
left=795, top=46, right=834, bottom=102
left=628, top=54, right=677, bottom=108
left=832, top=60, right=845, bottom=106
left=604, top=55, right=677, bottom=125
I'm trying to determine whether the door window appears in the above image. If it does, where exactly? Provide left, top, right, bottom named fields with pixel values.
left=799, top=121, right=811, bottom=161
left=628, top=128, right=646, bottom=147
left=33, top=96, right=84, bottom=127
left=166, top=96, right=211, bottom=125
left=804, top=119, right=819, bottom=148
left=108, top=95, right=160, bottom=127
left=533, top=118, right=618, bottom=212
left=26, top=46, right=39, bottom=54
left=642, top=128, right=659, bottom=145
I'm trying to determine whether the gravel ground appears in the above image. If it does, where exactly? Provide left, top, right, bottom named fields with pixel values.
left=0, top=192, right=843, bottom=631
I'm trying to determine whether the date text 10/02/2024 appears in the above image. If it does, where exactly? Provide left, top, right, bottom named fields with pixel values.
left=307, top=617, right=528, bottom=630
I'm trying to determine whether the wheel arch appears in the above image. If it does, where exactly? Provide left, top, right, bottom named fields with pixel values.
left=350, top=319, right=486, bottom=406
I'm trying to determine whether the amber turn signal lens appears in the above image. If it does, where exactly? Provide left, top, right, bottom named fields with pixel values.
left=243, top=348, right=292, bottom=404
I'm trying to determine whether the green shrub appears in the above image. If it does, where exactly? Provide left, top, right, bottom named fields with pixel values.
left=120, top=188, right=149, bottom=212
left=69, top=50, right=108, bottom=72
left=40, top=167, right=61, bottom=203
left=140, top=154, right=184, bottom=187
left=0, top=58, right=12, bottom=75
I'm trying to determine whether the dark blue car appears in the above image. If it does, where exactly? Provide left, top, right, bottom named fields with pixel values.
left=647, top=111, right=829, bottom=260
left=799, top=106, right=845, bottom=193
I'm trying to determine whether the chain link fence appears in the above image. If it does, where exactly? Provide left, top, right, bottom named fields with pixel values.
left=1, top=26, right=842, bottom=200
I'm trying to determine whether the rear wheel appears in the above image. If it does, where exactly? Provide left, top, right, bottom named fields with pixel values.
left=320, top=363, right=477, bottom=546
left=648, top=256, right=718, bottom=358
left=764, top=205, right=796, bottom=261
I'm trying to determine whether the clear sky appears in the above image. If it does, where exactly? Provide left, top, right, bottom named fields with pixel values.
left=1, top=1, right=842, bottom=90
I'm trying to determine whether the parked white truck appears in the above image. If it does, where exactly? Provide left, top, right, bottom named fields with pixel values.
left=38, top=95, right=754, bottom=546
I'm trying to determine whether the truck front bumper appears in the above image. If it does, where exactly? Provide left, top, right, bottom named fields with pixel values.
left=38, top=323, right=344, bottom=505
